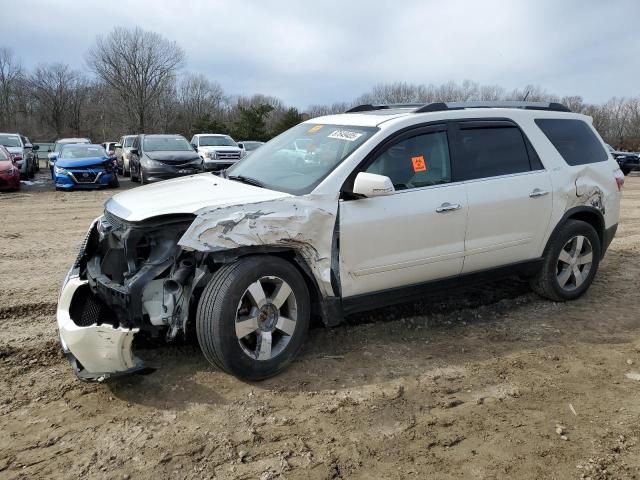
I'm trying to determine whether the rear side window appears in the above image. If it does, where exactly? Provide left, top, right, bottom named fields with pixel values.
left=456, top=126, right=531, bottom=181
left=535, top=119, right=607, bottom=166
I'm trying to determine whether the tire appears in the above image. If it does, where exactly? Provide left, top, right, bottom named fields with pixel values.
left=530, top=220, right=601, bottom=302
left=130, top=164, right=138, bottom=182
left=196, top=255, right=310, bottom=380
left=622, top=168, right=631, bottom=176
left=109, top=175, right=120, bottom=188
left=140, top=167, right=146, bottom=185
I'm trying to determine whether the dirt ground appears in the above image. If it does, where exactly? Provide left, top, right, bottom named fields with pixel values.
left=1, top=168, right=639, bottom=480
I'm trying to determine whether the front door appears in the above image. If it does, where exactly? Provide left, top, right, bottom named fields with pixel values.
left=339, top=126, right=468, bottom=298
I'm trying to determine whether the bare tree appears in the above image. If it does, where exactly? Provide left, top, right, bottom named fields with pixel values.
left=30, top=63, right=78, bottom=137
left=177, top=72, right=225, bottom=133
left=87, top=27, right=184, bottom=132
left=0, top=47, right=24, bottom=130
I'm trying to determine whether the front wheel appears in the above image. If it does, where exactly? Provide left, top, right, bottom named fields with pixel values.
left=530, top=220, right=601, bottom=301
left=196, top=256, right=310, bottom=380
left=139, top=167, right=147, bottom=185
left=130, top=164, right=139, bottom=182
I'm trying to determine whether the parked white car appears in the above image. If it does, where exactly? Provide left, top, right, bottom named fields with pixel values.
left=190, top=133, right=243, bottom=171
left=237, top=140, right=264, bottom=157
left=57, top=101, right=623, bottom=382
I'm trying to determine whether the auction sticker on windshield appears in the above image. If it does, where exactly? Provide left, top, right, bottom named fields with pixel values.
left=328, top=130, right=363, bottom=142
left=308, top=125, right=323, bottom=133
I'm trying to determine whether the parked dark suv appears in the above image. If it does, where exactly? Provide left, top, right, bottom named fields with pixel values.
left=606, top=144, right=640, bottom=175
left=129, top=134, right=204, bottom=184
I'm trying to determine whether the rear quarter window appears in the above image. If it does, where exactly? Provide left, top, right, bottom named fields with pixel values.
left=535, top=119, right=607, bottom=166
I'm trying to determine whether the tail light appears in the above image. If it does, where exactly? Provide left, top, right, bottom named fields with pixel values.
left=614, top=170, right=625, bottom=191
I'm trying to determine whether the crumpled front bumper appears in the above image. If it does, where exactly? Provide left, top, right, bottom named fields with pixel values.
left=57, top=274, right=144, bottom=382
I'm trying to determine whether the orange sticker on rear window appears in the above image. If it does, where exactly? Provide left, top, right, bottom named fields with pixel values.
left=411, top=155, right=427, bottom=172
left=308, top=125, right=323, bottom=133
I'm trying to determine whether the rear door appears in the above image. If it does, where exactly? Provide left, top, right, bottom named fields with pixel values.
left=339, top=124, right=468, bottom=297
left=450, top=120, right=553, bottom=273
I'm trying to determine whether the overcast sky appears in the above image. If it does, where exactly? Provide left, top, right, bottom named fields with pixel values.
left=3, top=0, right=640, bottom=108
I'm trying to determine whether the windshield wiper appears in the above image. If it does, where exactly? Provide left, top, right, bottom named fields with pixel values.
left=227, top=174, right=264, bottom=188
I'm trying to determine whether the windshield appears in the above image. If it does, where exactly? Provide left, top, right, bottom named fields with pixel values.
left=227, top=123, right=378, bottom=195
left=199, top=136, right=237, bottom=147
left=60, top=145, right=107, bottom=159
left=123, top=137, right=135, bottom=147
left=143, top=136, right=192, bottom=152
left=244, top=142, right=263, bottom=151
left=55, top=139, right=89, bottom=153
left=0, top=135, right=22, bottom=148
left=0, top=149, right=8, bottom=160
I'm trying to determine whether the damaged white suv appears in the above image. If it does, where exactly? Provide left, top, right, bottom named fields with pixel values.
left=57, top=101, right=623, bottom=381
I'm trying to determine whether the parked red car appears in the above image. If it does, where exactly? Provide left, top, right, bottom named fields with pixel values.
left=0, top=144, right=20, bottom=191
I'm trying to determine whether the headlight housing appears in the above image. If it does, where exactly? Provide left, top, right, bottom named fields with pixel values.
left=54, top=165, right=68, bottom=175
left=206, top=151, right=218, bottom=160
left=141, top=157, right=164, bottom=167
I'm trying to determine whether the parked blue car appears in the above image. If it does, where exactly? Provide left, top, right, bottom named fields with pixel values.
left=51, top=144, right=119, bottom=190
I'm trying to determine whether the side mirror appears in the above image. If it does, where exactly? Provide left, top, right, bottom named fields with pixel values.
left=352, top=172, right=395, bottom=198
left=237, top=143, right=244, bottom=149
left=32, top=144, right=39, bottom=151
left=191, top=143, right=198, bottom=150
left=130, top=148, right=139, bottom=155
left=47, top=148, right=52, bottom=152
left=47, top=152, right=57, bottom=160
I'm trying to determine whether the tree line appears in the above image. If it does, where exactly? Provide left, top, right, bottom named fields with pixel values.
left=1, top=26, right=639, bottom=149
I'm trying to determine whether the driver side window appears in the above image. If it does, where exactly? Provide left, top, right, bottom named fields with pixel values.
left=366, top=130, right=451, bottom=190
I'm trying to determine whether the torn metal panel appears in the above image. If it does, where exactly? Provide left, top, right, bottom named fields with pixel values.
left=179, top=195, right=339, bottom=296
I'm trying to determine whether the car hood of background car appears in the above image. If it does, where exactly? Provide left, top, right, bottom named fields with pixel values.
left=56, top=156, right=109, bottom=168
left=145, top=151, right=201, bottom=163
left=5, top=146, right=23, bottom=154
left=0, top=159, right=15, bottom=170
left=105, top=173, right=291, bottom=221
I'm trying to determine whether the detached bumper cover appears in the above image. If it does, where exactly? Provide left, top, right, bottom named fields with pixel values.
left=57, top=275, right=143, bottom=381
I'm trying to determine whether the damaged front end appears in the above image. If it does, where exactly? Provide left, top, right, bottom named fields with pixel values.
left=57, top=211, right=197, bottom=381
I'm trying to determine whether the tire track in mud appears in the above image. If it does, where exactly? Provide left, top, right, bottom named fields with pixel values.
left=0, top=301, right=57, bottom=320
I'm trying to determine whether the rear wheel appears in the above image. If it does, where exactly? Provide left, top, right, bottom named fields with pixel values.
left=622, top=167, right=631, bottom=176
left=530, top=220, right=601, bottom=301
left=196, top=256, right=310, bottom=380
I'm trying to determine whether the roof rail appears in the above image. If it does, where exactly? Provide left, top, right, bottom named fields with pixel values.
left=345, top=103, right=425, bottom=113
left=345, top=101, right=571, bottom=114
left=415, top=101, right=571, bottom=113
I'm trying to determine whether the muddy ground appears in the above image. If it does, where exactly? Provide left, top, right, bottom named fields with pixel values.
left=1, top=168, right=639, bottom=480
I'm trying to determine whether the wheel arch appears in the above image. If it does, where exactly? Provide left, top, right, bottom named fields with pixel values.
left=545, top=206, right=605, bottom=256
left=191, top=247, right=343, bottom=328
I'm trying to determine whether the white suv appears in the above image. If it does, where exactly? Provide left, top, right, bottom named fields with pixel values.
left=57, top=101, right=623, bottom=381
left=190, top=133, right=243, bottom=171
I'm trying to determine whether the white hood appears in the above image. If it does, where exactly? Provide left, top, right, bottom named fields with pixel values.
left=105, top=173, right=290, bottom=222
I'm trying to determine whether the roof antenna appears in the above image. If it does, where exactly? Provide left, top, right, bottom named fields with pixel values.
left=522, top=90, right=530, bottom=101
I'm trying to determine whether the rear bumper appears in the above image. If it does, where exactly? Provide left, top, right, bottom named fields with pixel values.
left=57, top=274, right=144, bottom=381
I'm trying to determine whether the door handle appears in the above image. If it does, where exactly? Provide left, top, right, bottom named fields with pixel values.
left=436, top=202, right=462, bottom=213
left=529, top=188, right=549, bottom=198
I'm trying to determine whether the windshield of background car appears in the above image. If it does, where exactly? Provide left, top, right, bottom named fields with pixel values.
left=124, top=137, right=135, bottom=147
left=0, top=135, right=22, bottom=148
left=227, top=123, right=378, bottom=195
left=143, top=136, right=192, bottom=152
left=0, top=149, right=8, bottom=160
left=244, top=142, right=262, bottom=151
left=60, top=145, right=107, bottom=159
left=199, top=136, right=236, bottom=147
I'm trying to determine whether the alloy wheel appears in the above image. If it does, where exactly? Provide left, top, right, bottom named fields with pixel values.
left=235, top=276, right=298, bottom=361
left=556, top=235, right=593, bottom=291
